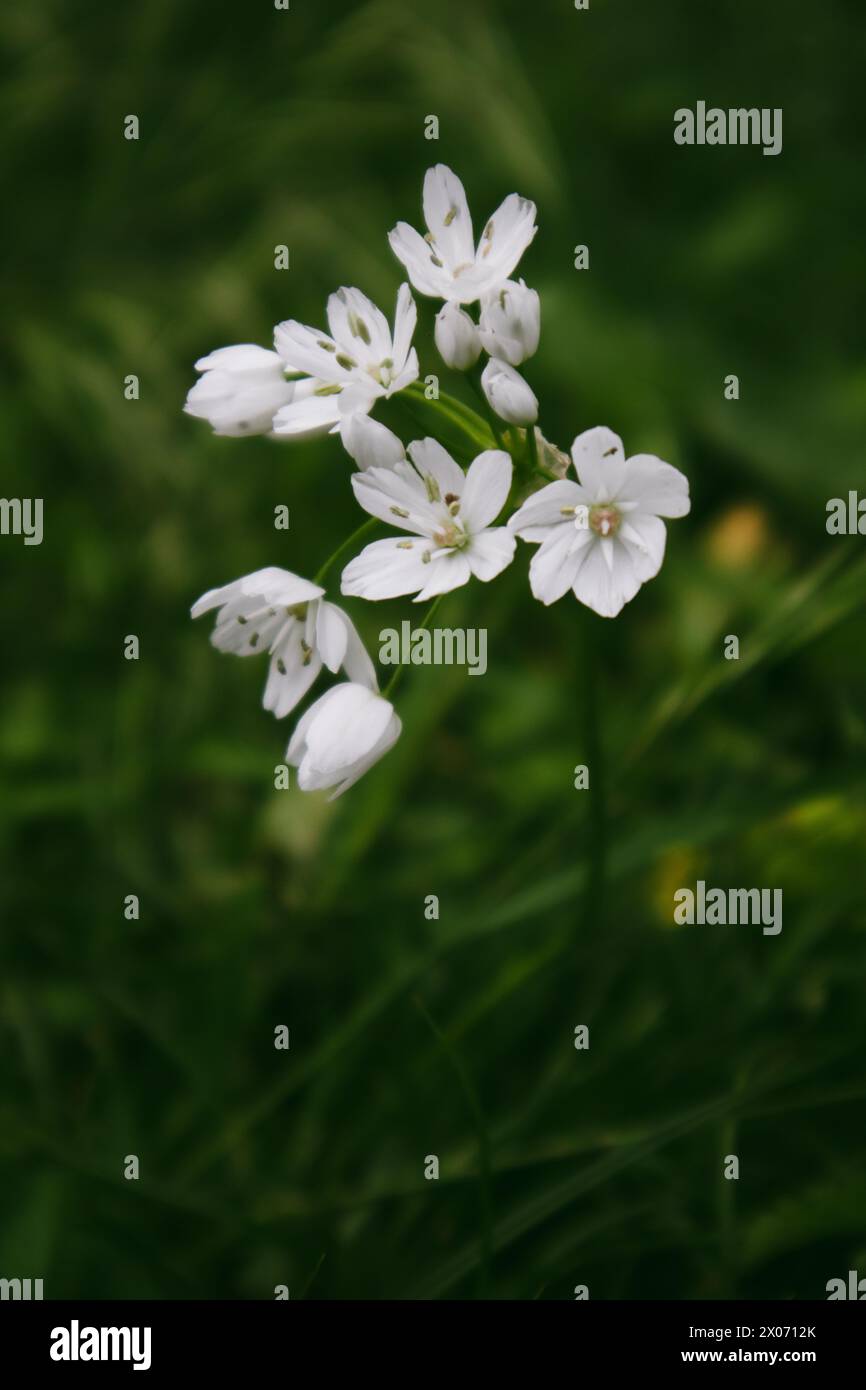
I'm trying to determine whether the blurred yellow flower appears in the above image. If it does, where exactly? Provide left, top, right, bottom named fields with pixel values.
left=650, top=846, right=700, bottom=929
left=705, top=503, right=770, bottom=570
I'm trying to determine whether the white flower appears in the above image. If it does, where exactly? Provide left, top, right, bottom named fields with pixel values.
left=481, top=359, right=538, bottom=426
left=191, top=567, right=376, bottom=718
left=340, top=413, right=406, bottom=471
left=509, top=426, right=691, bottom=618
left=184, top=345, right=300, bottom=438
left=341, top=440, right=516, bottom=602
left=287, top=682, right=401, bottom=798
left=389, top=164, right=537, bottom=305
left=272, top=285, right=419, bottom=437
left=478, top=279, right=540, bottom=365
left=434, top=302, right=481, bottom=370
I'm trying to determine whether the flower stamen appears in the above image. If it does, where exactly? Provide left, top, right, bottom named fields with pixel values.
left=589, top=503, right=622, bottom=539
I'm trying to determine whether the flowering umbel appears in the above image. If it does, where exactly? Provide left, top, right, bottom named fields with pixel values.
left=186, top=166, right=690, bottom=793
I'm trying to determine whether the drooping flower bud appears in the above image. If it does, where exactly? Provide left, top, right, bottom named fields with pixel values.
left=340, top=413, right=406, bottom=470
left=286, top=683, right=402, bottom=798
left=481, top=359, right=538, bottom=426
left=184, top=345, right=296, bottom=437
left=434, top=302, right=482, bottom=370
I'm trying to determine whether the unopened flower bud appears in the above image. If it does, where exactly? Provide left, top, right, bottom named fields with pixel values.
left=434, top=302, right=481, bottom=370
left=478, top=279, right=540, bottom=365
left=481, top=359, right=538, bottom=426
left=184, top=345, right=295, bottom=437
left=340, top=414, right=406, bottom=470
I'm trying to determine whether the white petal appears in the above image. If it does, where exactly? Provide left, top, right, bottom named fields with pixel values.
left=263, top=643, right=321, bottom=719
left=620, top=454, right=691, bottom=518
left=388, top=459, right=431, bottom=496
left=335, top=607, right=378, bottom=689
left=389, top=348, right=420, bottom=395
left=465, top=527, right=516, bottom=582
left=273, top=320, right=350, bottom=381
left=570, top=537, right=642, bottom=618
left=406, top=438, right=466, bottom=501
left=460, top=450, right=512, bottom=530
left=391, top=283, right=418, bottom=372
left=475, top=193, right=538, bottom=283
left=423, top=164, right=475, bottom=270
left=185, top=371, right=239, bottom=408
left=619, top=512, right=667, bottom=581
left=315, top=600, right=349, bottom=672
left=327, top=287, right=391, bottom=361
left=194, top=344, right=285, bottom=374
left=391, top=347, right=422, bottom=397
left=191, top=567, right=322, bottom=618
left=335, top=381, right=379, bottom=420
left=271, top=390, right=344, bottom=437
left=285, top=692, right=325, bottom=765
left=340, top=414, right=405, bottom=470
left=476, top=328, right=523, bottom=367
left=387, top=222, right=451, bottom=299
left=351, top=467, right=437, bottom=535
left=328, top=711, right=401, bottom=799
left=244, top=567, right=324, bottom=606
left=210, top=604, right=288, bottom=656
left=509, top=479, right=588, bottom=541
left=570, top=427, right=627, bottom=501
left=341, top=536, right=435, bottom=600
left=412, top=550, right=472, bottom=601
left=528, top=526, right=591, bottom=605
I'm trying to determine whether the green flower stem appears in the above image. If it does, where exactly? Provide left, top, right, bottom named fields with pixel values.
left=403, top=381, right=494, bottom=450
left=313, top=516, right=380, bottom=587
left=525, top=419, right=539, bottom=475
left=502, top=425, right=546, bottom=515
left=581, top=613, right=607, bottom=930
left=382, top=593, right=445, bottom=701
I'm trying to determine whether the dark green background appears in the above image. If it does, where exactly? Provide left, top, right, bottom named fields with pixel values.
left=2, top=0, right=865, bottom=1299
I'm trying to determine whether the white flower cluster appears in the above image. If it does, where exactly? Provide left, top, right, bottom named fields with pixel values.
left=187, top=166, right=690, bottom=795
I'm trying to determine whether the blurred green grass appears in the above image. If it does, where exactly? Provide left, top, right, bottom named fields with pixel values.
left=1, top=0, right=865, bottom=1299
